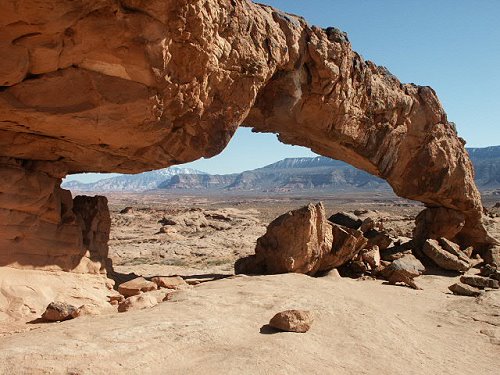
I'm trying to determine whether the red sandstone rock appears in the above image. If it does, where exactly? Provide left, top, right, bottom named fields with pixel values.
left=42, top=302, right=77, bottom=322
left=0, top=0, right=497, bottom=272
left=118, top=277, right=157, bottom=297
left=422, top=239, right=470, bottom=272
left=151, top=276, right=187, bottom=290
left=242, top=203, right=333, bottom=275
left=269, top=310, right=313, bottom=333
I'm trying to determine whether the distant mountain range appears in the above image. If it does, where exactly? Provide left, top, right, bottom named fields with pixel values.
left=467, top=146, right=500, bottom=187
left=63, top=167, right=205, bottom=192
left=63, top=146, right=500, bottom=192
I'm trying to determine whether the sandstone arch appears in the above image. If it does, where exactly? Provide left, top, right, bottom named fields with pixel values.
left=0, top=0, right=496, bottom=272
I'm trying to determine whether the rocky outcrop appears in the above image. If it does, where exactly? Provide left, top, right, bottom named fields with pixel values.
left=0, top=158, right=110, bottom=273
left=0, top=0, right=497, bottom=270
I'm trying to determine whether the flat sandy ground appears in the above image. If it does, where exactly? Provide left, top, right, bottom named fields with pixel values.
left=0, top=191, right=498, bottom=374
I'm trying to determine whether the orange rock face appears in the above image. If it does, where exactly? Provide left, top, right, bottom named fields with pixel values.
left=0, top=0, right=497, bottom=270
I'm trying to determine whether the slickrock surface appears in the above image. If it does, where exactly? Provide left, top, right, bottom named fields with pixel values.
left=0, top=0, right=497, bottom=273
left=0, top=274, right=498, bottom=374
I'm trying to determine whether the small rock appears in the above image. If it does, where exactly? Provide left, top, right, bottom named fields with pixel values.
left=108, top=295, right=125, bottom=306
left=269, top=310, right=313, bottom=333
left=381, top=254, right=425, bottom=290
left=460, top=275, right=499, bottom=289
left=480, top=264, right=500, bottom=281
left=448, top=283, right=483, bottom=297
left=118, top=294, right=158, bottom=312
left=422, top=239, right=470, bottom=272
left=118, top=277, right=157, bottom=297
left=361, top=246, right=380, bottom=269
left=151, top=276, right=187, bottom=289
left=120, top=206, right=133, bottom=214
left=158, top=217, right=177, bottom=226
left=328, top=212, right=362, bottom=230
left=42, top=302, right=77, bottom=322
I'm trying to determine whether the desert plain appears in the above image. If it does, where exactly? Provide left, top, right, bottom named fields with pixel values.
left=0, top=190, right=498, bottom=374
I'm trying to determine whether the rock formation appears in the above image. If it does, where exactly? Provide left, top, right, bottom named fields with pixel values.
left=235, top=203, right=333, bottom=275
left=0, top=0, right=497, bottom=271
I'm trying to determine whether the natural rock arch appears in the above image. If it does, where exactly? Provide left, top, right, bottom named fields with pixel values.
left=0, top=0, right=496, bottom=272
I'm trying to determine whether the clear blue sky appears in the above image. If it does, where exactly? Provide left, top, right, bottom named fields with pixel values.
left=68, top=0, right=499, bottom=182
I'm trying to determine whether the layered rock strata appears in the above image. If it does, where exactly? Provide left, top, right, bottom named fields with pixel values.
left=0, top=0, right=497, bottom=270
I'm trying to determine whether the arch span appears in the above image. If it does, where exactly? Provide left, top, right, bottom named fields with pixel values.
left=0, top=0, right=496, bottom=271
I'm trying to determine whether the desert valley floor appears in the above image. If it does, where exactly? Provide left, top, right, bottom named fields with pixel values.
left=0, top=191, right=499, bottom=374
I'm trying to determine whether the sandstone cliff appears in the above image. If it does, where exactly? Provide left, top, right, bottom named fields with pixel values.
left=0, top=0, right=496, bottom=271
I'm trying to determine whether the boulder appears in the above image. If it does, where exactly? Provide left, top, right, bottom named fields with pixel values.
left=120, top=207, right=133, bottom=214
left=118, top=294, right=158, bottom=313
left=321, top=224, right=368, bottom=271
left=365, top=230, right=393, bottom=251
left=118, top=277, right=157, bottom=297
left=422, top=239, right=470, bottom=272
left=236, top=203, right=333, bottom=275
left=328, top=212, right=362, bottom=230
left=439, top=238, right=471, bottom=263
left=269, top=310, right=313, bottom=333
left=460, top=275, right=499, bottom=289
left=151, top=276, right=187, bottom=290
left=41, top=302, right=77, bottom=322
left=448, top=283, right=483, bottom=297
left=381, top=254, right=425, bottom=290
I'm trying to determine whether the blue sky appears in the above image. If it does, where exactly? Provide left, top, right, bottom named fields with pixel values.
left=68, top=0, right=499, bottom=182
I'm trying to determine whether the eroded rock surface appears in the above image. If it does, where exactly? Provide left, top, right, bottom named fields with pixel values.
left=0, top=0, right=497, bottom=270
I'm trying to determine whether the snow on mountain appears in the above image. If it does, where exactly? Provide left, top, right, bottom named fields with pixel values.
left=62, top=167, right=206, bottom=192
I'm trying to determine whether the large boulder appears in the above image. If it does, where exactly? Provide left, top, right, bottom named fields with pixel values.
left=236, top=203, right=333, bottom=275
left=235, top=203, right=369, bottom=276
